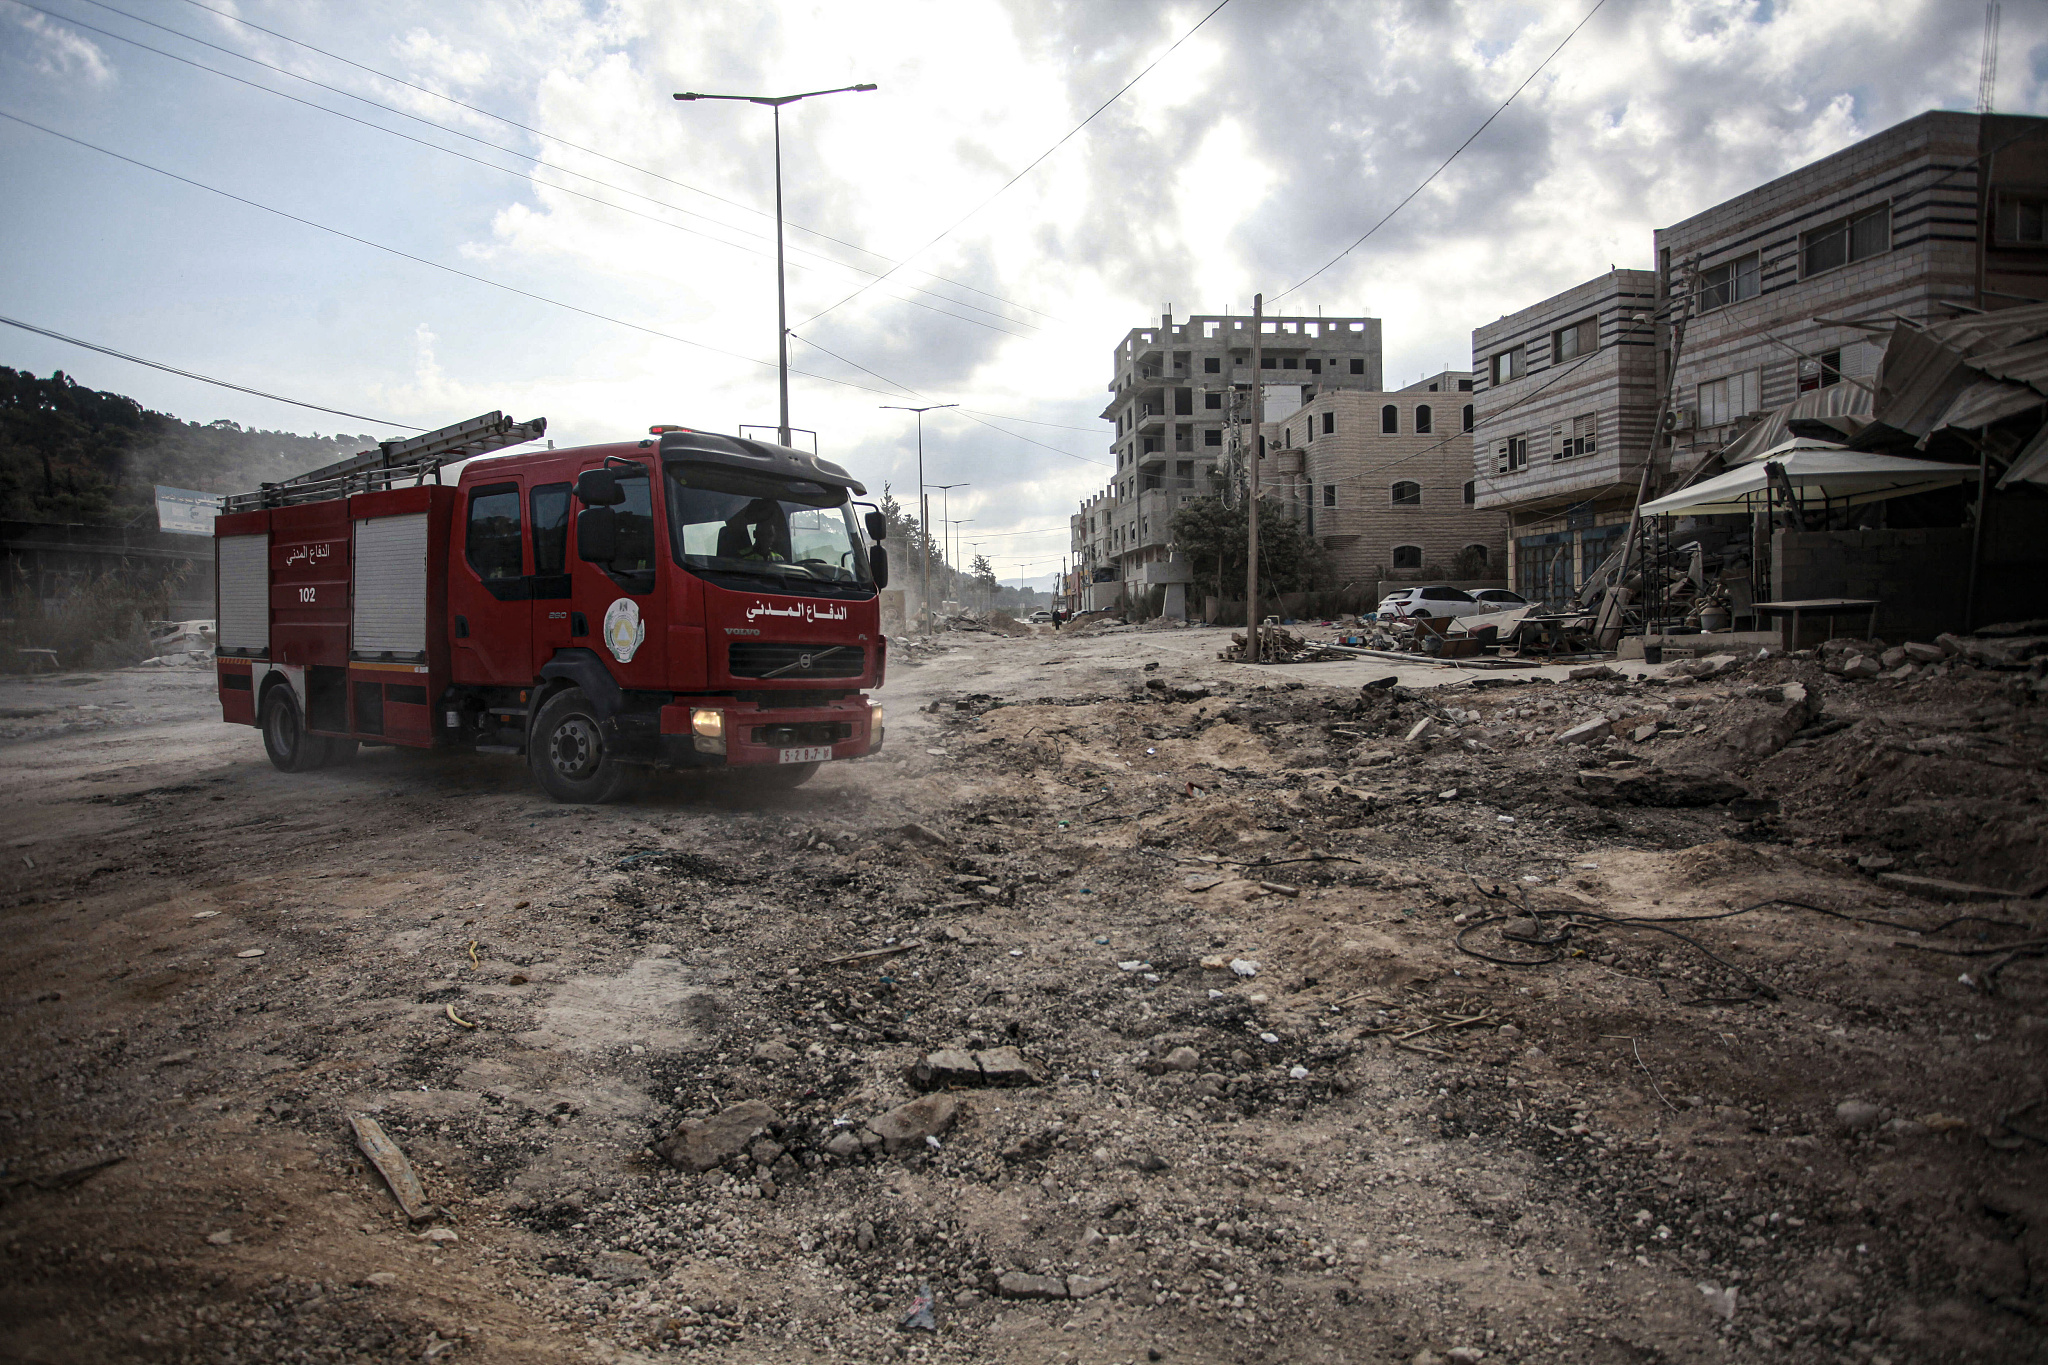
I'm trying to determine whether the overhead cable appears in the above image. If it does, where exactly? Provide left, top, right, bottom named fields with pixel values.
left=797, top=0, right=1232, bottom=329
left=0, top=314, right=423, bottom=429
left=1273, top=0, right=1610, bottom=303
left=0, top=109, right=907, bottom=400
left=158, top=0, right=1054, bottom=323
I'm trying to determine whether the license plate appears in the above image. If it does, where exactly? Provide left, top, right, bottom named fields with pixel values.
left=780, top=745, right=832, bottom=764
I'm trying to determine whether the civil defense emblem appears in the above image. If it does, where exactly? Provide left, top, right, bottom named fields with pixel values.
left=602, top=597, right=645, bottom=663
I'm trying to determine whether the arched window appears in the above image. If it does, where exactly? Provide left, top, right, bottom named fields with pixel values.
left=1381, top=404, right=1399, bottom=434
left=1462, top=403, right=1474, bottom=433
left=1391, top=544, right=1422, bottom=569
left=1415, top=404, right=1433, bottom=434
left=1391, top=480, right=1421, bottom=506
left=1463, top=479, right=1476, bottom=506
left=1462, top=543, right=1489, bottom=567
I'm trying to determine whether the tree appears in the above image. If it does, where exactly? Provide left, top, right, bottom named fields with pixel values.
left=1168, top=495, right=1329, bottom=604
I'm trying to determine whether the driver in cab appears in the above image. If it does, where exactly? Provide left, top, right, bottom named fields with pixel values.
left=722, top=498, right=790, bottom=564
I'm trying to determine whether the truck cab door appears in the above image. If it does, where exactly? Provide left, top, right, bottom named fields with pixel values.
left=529, top=481, right=574, bottom=666
left=450, top=479, right=534, bottom=685
left=569, top=459, right=664, bottom=685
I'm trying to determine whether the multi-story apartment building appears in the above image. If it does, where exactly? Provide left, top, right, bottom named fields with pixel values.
left=1072, top=310, right=1383, bottom=613
left=1469, top=269, right=1661, bottom=602
left=1260, top=376, right=1505, bottom=590
left=1472, top=109, right=2048, bottom=604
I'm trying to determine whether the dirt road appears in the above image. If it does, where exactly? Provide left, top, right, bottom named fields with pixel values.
left=1, top=625, right=2043, bottom=1364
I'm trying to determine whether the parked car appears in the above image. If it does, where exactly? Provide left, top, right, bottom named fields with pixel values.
left=1468, top=588, right=1529, bottom=610
left=1374, top=585, right=1494, bottom=620
left=1027, top=610, right=1054, bottom=623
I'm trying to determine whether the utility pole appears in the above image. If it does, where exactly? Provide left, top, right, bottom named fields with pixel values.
left=880, top=403, right=955, bottom=635
left=1246, top=293, right=1264, bottom=663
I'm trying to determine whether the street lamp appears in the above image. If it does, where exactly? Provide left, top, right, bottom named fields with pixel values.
left=927, top=483, right=969, bottom=573
left=675, top=82, right=877, bottom=447
left=880, top=403, right=956, bottom=634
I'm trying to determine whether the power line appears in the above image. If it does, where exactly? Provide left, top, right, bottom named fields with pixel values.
left=26, top=0, right=1034, bottom=340
left=956, top=408, right=1101, bottom=434
left=0, top=314, right=422, bottom=429
left=1272, top=0, right=1610, bottom=303
left=0, top=109, right=910, bottom=400
left=160, top=0, right=1056, bottom=325
left=798, top=0, right=1232, bottom=328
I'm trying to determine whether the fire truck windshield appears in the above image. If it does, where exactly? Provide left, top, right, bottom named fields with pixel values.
left=665, top=462, right=874, bottom=598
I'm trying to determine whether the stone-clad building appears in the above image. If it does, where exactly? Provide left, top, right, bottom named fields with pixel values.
left=1472, top=109, right=2048, bottom=605
left=1261, top=374, right=1505, bottom=590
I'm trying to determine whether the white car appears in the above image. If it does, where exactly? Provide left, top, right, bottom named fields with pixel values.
left=1027, top=610, right=1054, bottom=623
left=1469, top=589, right=1529, bottom=610
left=1374, top=586, right=1494, bottom=620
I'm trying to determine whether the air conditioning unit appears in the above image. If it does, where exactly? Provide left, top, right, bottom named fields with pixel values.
left=1662, top=407, right=1697, bottom=432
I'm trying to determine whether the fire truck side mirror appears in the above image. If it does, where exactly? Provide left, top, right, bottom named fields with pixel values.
left=864, top=511, right=887, bottom=542
left=575, top=469, right=624, bottom=506
left=576, top=506, right=618, bottom=563
left=869, top=544, right=890, bottom=589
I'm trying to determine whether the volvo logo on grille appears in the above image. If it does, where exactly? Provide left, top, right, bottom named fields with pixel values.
left=798, top=652, right=814, bottom=670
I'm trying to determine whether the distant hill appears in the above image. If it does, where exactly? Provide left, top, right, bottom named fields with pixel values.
left=0, top=367, right=376, bottom=524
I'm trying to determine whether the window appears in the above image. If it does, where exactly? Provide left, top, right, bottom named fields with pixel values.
left=1552, top=316, right=1598, bottom=360
left=1495, top=435, right=1528, bottom=473
left=1321, top=411, right=1334, bottom=435
left=1391, top=480, right=1421, bottom=506
left=1349, top=358, right=1366, bottom=375
left=1204, top=428, right=1222, bottom=447
left=1284, top=426, right=1294, bottom=448
left=1262, top=355, right=1277, bottom=369
left=1698, top=369, right=1761, bottom=424
left=1381, top=404, right=1399, bottom=434
left=1391, top=544, right=1422, bottom=570
left=1458, top=379, right=1473, bottom=391
left=1323, top=484, right=1337, bottom=508
left=1697, top=254, right=1760, bottom=310
left=1797, top=352, right=1841, bottom=393
left=1462, top=403, right=1474, bottom=433
left=604, top=464, right=656, bottom=587
left=1463, top=480, right=1476, bottom=506
left=1306, top=358, right=1322, bottom=374
left=1555, top=412, right=1598, bottom=460
left=465, top=484, right=523, bottom=582
left=1204, top=391, right=1222, bottom=410
left=1415, top=404, right=1433, bottom=434
left=1490, top=346, right=1526, bottom=386
left=1802, top=204, right=1890, bottom=276
left=1204, top=356, right=1221, bottom=373
left=1462, top=544, right=1489, bottom=568
left=1996, top=193, right=2048, bottom=245
left=530, top=483, right=571, bottom=587
left=1282, top=357, right=1298, bottom=369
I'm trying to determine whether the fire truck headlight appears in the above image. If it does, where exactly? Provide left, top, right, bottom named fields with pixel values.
left=690, top=708, right=725, bottom=754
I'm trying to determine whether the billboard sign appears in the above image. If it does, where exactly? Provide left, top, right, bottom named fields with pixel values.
left=156, top=486, right=224, bottom=537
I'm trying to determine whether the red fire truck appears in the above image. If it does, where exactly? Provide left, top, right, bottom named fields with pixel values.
left=212, top=412, right=890, bottom=801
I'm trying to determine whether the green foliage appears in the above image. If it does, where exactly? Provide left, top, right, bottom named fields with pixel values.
left=1168, top=495, right=1330, bottom=601
left=0, top=559, right=187, bottom=669
left=0, top=367, right=374, bottom=524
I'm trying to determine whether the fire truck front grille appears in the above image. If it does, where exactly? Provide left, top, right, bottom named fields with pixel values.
left=727, top=643, right=865, bottom=679
left=749, top=721, right=854, bottom=747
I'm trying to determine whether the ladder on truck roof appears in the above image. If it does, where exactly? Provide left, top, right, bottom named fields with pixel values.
left=220, top=411, right=547, bottom=513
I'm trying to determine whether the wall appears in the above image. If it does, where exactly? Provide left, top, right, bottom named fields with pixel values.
left=1771, top=527, right=1969, bottom=643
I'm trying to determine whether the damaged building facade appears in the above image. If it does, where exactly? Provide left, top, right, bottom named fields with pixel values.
left=1256, top=374, right=1507, bottom=590
left=1070, top=311, right=1382, bottom=615
left=1474, top=108, right=2048, bottom=610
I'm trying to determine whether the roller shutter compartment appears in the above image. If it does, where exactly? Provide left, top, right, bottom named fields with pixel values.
left=217, top=533, right=270, bottom=656
left=352, top=513, right=429, bottom=659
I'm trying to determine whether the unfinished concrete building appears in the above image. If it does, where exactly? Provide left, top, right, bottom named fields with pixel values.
left=1071, top=311, right=1382, bottom=614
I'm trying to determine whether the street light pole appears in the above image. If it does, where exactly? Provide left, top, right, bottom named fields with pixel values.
left=674, top=82, right=877, bottom=447
left=880, top=403, right=956, bottom=634
left=928, top=483, right=969, bottom=576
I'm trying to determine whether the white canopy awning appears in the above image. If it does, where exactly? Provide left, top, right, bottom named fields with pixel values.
left=1640, top=443, right=1980, bottom=517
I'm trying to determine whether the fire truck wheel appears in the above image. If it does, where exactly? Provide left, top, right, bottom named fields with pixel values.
left=259, top=685, right=327, bottom=774
left=737, top=760, right=820, bottom=790
left=529, top=688, right=627, bottom=804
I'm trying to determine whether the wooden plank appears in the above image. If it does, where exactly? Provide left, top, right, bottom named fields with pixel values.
left=349, top=1112, right=431, bottom=1220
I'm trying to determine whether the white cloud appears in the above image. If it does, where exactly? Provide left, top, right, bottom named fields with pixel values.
left=10, top=10, right=115, bottom=86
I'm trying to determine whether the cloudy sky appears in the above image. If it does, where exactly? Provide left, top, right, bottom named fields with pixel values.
left=3, top=0, right=2044, bottom=584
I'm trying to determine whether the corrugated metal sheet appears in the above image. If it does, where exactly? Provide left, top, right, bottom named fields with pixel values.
left=1927, top=300, right=2048, bottom=354
left=217, top=533, right=269, bottom=653
left=1724, top=384, right=1873, bottom=464
left=1873, top=324, right=1977, bottom=438
left=1938, top=376, right=2048, bottom=431
left=1958, top=337, right=2048, bottom=394
left=352, top=513, right=428, bottom=658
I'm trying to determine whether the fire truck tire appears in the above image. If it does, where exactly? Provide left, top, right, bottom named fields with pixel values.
left=736, top=760, right=820, bottom=790
left=259, top=685, right=328, bottom=774
left=529, top=687, right=627, bottom=804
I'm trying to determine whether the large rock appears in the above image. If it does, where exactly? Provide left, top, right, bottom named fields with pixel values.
left=1575, top=765, right=1753, bottom=807
left=911, top=1048, right=982, bottom=1090
left=1901, top=641, right=1946, bottom=663
left=973, top=1046, right=1041, bottom=1087
left=996, top=1272, right=1068, bottom=1300
left=1721, top=681, right=1818, bottom=758
left=865, top=1094, right=961, bottom=1152
left=652, top=1100, right=778, bottom=1172
left=1555, top=717, right=1613, bottom=746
